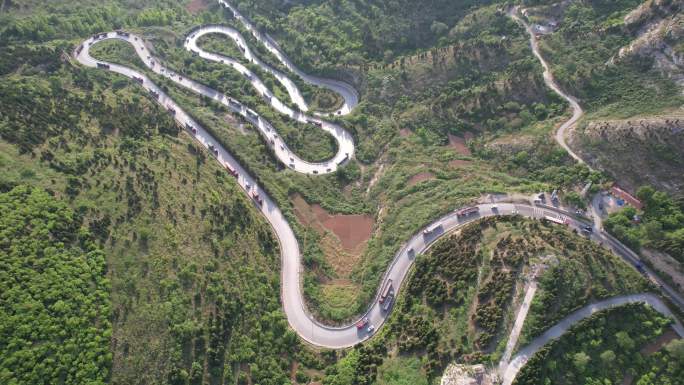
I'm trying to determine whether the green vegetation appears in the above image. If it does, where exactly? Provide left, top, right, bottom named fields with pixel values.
left=2, top=0, right=681, bottom=384
left=605, top=186, right=684, bottom=263
left=196, top=30, right=344, bottom=112
left=88, top=37, right=339, bottom=163
left=514, top=303, right=683, bottom=385
left=0, top=8, right=329, bottom=382
left=323, top=217, right=650, bottom=384
left=530, top=0, right=684, bottom=118
left=0, top=185, right=111, bottom=385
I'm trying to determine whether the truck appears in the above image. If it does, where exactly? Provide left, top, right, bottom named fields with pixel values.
left=228, top=99, right=241, bottom=109
left=252, top=191, right=263, bottom=206
left=544, top=215, right=566, bottom=225
left=309, top=120, right=323, bottom=128
left=246, top=109, right=259, bottom=120
left=337, top=153, right=349, bottom=166
left=185, top=123, right=197, bottom=134
left=422, top=224, right=442, bottom=237
left=456, top=206, right=479, bottom=217
left=356, top=317, right=369, bottom=330
left=96, top=62, right=110, bottom=69
left=379, top=279, right=393, bottom=304
left=382, top=293, right=394, bottom=312
left=225, top=165, right=239, bottom=178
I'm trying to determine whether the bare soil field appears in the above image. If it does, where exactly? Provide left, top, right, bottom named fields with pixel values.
left=408, top=171, right=435, bottom=186
left=448, top=132, right=474, bottom=156
left=640, top=328, right=680, bottom=356
left=186, top=0, right=210, bottom=14
left=291, top=194, right=374, bottom=275
left=449, top=159, right=472, bottom=168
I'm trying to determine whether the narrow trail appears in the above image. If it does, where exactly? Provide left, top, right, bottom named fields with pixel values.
left=500, top=293, right=684, bottom=385
left=71, top=1, right=684, bottom=381
left=508, top=7, right=586, bottom=166
left=498, top=280, right=538, bottom=373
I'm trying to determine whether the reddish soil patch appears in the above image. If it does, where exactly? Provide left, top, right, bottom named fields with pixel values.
left=399, top=128, right=412, bottom=137
left=292, top=194, right=374, bottom=277
left=449, top=159, right=472, bottom=168
left=448, top=133, right=473, bottom=156
left=315, top=208, right=373, bottom=251
left=640, top=329, right=680, bottom=355
left=408, top=172, right=435, bottom=186
left=186, top=0, right=210, bottom=14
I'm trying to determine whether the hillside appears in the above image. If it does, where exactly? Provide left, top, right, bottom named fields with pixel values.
left=0, top=186, right=111, bottom=385
left=520, top=0, right=683, bottom=195
left=323, top=217, right=651, bottom=384
left=569, top=117, right=684, bottom=196
left=0, top=5, right=322, bottom=383
left=1, top=0, right=683, bottom=384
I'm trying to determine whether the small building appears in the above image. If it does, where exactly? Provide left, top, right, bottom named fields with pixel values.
left=610, top=185, right=643, bottom=210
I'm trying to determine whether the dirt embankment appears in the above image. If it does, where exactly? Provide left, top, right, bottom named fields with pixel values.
left=618, top=0, right=684, bottom=88
left=186, top=0, right=210, bottom=14
left=448, top=132, right=474, bottom=156
left=640, top=328, right=681, bottom=355
left=291, top=194, right=374, bottom=276
left=569, top=117, right=684, bottom=196
left=408, top=171, right=435, bottom=186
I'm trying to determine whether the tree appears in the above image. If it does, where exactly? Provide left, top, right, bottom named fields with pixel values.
left=600, top=350, right=616, bottom=366
left=573, top=352, right=590, bottom=372
left=665, top=339, right=684, bottom=363
left=430, top=21, right=449, bottom=36
left=616, top=331, right=635, bottom=351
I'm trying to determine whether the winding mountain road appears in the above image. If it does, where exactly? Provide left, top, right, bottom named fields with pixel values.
left=508, top=7, right=586, bottom=165
left=72, top=1, right=683, bottom=381
left=501, top=293, right=684, bottom=385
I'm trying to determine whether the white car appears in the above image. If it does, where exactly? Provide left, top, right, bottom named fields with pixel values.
left=367, top=325, right=375, bottom=334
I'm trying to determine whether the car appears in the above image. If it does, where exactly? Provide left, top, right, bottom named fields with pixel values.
left=582, top=225, right=593, bottom=233
left=491, top=205, right=498, bottom=212
left=367, top=325, right=375, bottom=333
left=356, top=317, right=369, bottom=329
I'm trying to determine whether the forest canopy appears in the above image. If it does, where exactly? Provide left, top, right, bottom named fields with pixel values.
left=0, top=185, right=112, bottom=385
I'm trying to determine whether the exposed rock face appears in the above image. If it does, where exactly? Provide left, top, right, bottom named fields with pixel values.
left=618, top=0, right=684, bottom=89
left=440, top=364, right=497, bottom=385
left=569, top=117, right=684, bottom=196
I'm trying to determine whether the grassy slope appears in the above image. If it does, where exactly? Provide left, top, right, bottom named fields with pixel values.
left=324, top=217, right=651, bottom=384
left=513, top=303, right=682, bottom=385
left=0, top=185, right=111, bottom=385
left=0, top=3, right=329, bottom=383
left=80, top=2, right=582, bottom=325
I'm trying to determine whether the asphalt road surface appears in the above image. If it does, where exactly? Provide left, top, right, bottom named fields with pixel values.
left=73, top=2, right=684, bottom=382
